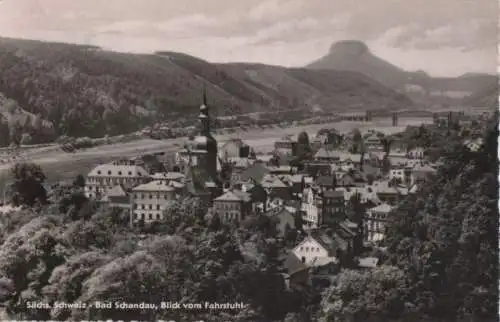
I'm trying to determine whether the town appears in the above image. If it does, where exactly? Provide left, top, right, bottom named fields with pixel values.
left=61, top=91, right=490, bottom=286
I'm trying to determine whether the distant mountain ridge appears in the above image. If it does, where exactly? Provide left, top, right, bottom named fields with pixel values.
left=307, top=40, right=498, bottom=105
left=0, top=37, right=412, bottom=140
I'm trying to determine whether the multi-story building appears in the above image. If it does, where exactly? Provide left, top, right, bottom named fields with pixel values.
left=300, top=188, right=346, bottom=229
left=364, top=203, right=393, bottom=242
left=85, top=164, right=150, bottom=200
left=131, top=180, right=176, bottom=223
left=407, top=147, right=425, bottom=159
left=213, top=190, right=252, bottom=224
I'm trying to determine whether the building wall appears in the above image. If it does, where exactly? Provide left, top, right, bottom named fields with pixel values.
left=364, top=210, right=389, bottom=242
left=293, top=239, right=329, bottom=265
left=85, top=176, right=149, bottom=199
left=214, top=200, right=250, bottom=223
left=132, top=190, right=175, bottom=222
left=322, top=196, right=346, bottom=226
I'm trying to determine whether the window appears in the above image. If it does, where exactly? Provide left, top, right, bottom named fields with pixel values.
left=128, top=171, right=132, bottom=175
left=300, top=247, right=303, bottom=251
left=134, top=204, right=138, bottom=209
left=156, top=205, right=160, bottom=210
left=141, top=205, right=145, bottom=210
left=149, top=205, right=152, bottom=210
left=148, top=213, right=153, bottom=220
left=97, top=170, right=101, bottom=175
left=305, top=247, right=309, bottom=252
left=316, top=248, right=319, bottom=252
left=156, top=213, right=161, bottom=220
left=108, top=170, right=112, bottom=175
left=149, top=194, right=152, bottom=199
left=118, top=171, right=122, bottom=175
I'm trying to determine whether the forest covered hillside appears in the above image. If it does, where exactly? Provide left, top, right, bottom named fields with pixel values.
left=0, top=37, right=412, bottom=140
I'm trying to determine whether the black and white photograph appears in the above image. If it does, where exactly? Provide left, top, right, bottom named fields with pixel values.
left=0, top=0, right=497, bottom=321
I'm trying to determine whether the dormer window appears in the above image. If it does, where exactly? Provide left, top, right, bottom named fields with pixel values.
left=118, top=171, right=122, bottom=175
left=97, top=170, right=101, bottom=175
left=128, top=171, right=132, bottom=175
left=108, top=171, right=112, bottom=175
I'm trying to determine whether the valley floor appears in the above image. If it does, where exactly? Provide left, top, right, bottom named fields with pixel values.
left=0, top=117, right=432, bottom=195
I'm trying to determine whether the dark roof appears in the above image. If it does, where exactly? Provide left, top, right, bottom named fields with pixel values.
left=316, top=175, right=335, bottom=187
left=323, top=189, right=344, bottom=198
left=309, top=233, right=336, bottom=253
left=240, top=163, right=270, bottom=183
left=338, top=174, right=356, bottom=186
left=283, top=253, right=308, bottom=275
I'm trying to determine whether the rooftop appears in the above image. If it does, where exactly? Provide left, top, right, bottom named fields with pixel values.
left=88, top=164, right=149, bottom=178
left=132, top=180, right=175, bottom=192
left=370, top=203, right=394, bottom=213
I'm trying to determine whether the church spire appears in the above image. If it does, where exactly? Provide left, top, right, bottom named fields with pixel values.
left=199, top=85, right=210, bottom=134
left=202, top=85, right=207, bottom=106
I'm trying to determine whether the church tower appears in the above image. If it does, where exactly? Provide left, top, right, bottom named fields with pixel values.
left=197, top=86, right=218, bottom=180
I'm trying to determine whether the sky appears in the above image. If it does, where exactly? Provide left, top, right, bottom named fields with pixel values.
left=0, top=0, right=497, bottom=77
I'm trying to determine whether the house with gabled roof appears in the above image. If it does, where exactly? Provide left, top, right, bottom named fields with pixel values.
left=292, top=232, right=353, bottom=268
left=213, top=189, right=252, bottom=224
left=261, top=174, right=291, bottom=200
left=101, top=184, right=130, bottom=210
left=314, top=148, right=341, bottom=163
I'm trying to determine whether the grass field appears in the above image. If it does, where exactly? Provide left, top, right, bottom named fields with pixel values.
left=0, top=116, right=432, bottom=197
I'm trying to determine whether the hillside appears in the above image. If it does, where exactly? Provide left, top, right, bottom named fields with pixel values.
left=0, top=37, right=412, bottom=140
left=307, top=40, right=498, bottom=105
left=461, top=83, right=499, bottom=107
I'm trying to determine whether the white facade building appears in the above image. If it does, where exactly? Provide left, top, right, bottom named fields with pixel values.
left=364, top=203, right=393, bottom=242
left=131, top=180, right=176, bottom=223
left=292, top=236, right=330, bottom=265
left=85, top=164, right=150, bottom=199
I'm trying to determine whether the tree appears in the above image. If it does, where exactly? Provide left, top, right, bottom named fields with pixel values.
left=296, top=131, right=312, bottom=161
left=382, top=117, right=499, bottom=321
left=43, top=251, right=112, bottom=320
left=321, top=266, right=410, bottom=321
left=9, top=163, right=48, bottom=207
left=351, top=128, right=362, bottom=153
left=0, top=216, right=66, bottom=320
left=73, top=174, right=86, bottom=188
left=77, top=251, right=168, bottom=321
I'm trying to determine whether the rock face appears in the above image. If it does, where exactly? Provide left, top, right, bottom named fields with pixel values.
left=328, top=40, right=371, bottom=56
left=308, top=40, right=406, bottom=90
left=306, top=40, right=498, bottom=104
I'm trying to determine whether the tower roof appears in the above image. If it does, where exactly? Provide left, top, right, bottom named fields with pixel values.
left=200, top=85, right=208, bottom=113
